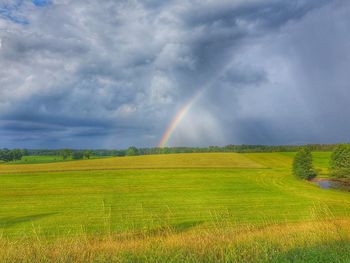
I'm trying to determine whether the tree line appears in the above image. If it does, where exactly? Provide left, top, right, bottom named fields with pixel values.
left=0, top=149, right=26, bottom=162
left=59, top=149, right=94, bottom=160
left=138, top=144, right=337, bottom=155
left=8, top=144, right=338, bottom=158
left=1, top=144, right=348, bottom=167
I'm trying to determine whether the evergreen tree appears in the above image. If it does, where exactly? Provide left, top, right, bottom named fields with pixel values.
left=330, top=144, right=350, bottom=178
left=293, top=147, right=317, bottom=180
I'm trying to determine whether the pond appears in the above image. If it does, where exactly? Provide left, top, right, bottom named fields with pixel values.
left=312, top=178, right=350, bottom=192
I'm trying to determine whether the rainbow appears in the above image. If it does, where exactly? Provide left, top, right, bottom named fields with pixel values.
left=158, top=90, right=203, bottom=148
left=158, top=59, right=236, bottom=148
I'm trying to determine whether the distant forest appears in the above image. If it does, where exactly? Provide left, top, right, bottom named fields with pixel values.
left=2, top=144, right=339, bottom=157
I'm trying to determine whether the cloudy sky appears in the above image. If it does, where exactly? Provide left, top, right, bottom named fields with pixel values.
left=0, top=0, right=349, bottom=149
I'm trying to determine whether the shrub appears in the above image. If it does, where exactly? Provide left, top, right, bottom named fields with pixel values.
left=292, top=147, right=317, bottom=180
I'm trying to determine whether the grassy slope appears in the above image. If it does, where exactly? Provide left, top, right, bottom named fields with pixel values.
left=0, top=152, right=349, bottom=262
left=0, top=152, right=348, bottom=236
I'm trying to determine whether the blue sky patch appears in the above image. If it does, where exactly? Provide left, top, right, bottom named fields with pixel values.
left=32, top=0, right=51, bottom=7
left=0, top=0, right=28, bottom=24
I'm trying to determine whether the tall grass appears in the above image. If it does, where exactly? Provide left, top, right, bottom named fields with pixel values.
left=1, top=213, right=349, bottom=262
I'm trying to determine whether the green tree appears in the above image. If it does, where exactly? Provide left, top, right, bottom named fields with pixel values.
left=292, top=147, right=317, bottom=180
left=21, top=149, right=29, bottom=156
left=60, top=149, right=72, bottom=160
left=11, top=149, right=23, bottom=161
left=84, top=150, right=93, bottom=159
left=330, top=144, right=350, bottom=178
left=126, top=146, right=139, bottom=156
left=0, top=149, right=23, bottom=162
left=0, top=149, right=11, bottom=162
left=72, top=151, right=84, bottom=160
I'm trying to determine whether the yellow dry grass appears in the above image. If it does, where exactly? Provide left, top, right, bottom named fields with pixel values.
left=1, top=218, right=349, bottom=262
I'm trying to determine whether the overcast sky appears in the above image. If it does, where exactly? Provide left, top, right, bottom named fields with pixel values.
left=0, top=0, right=349, bottom=149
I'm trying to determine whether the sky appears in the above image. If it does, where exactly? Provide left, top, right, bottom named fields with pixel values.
left=0, top=0, right=350, bottom=149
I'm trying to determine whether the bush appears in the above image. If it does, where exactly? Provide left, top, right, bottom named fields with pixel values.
left=292, top=147, right=317, bottom=180
left=330, top=144, right=350, bottom=178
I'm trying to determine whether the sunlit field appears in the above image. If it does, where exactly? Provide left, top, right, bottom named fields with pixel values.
left=1, top=152, right=349, bottom=262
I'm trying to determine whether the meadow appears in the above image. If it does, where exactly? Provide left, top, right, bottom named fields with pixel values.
left=0, top=152, right=349, bottom=262
left=3, top=155, right=106, bottom=165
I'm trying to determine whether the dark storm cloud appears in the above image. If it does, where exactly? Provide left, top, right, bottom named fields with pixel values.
left=0, top=0, right=349, bottom=148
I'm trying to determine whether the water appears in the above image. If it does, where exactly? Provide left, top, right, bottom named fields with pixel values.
left=318, top=180, right=333, bottom=189
left=313, top=179, right=350, bottom=191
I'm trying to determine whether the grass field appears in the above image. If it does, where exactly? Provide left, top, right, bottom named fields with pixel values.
left=4, top=155, right=106, bottom=165
left=0, top=152, right=349, bottom=262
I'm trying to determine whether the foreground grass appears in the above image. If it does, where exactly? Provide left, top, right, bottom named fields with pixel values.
left=1, top=218, right=350, bottom=262
left=0, top=152, right=349, bottom=262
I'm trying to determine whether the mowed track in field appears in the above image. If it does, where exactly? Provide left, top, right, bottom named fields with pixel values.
left=0, top=152, right=349, bottom=238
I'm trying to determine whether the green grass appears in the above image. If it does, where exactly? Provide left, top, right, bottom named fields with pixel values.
left=5, top=155, right=106, bottom=165
left=7, top=155, right=68, bottom=164
left=0, top=152, right=349, bottom=262
left=0, top=152, right=348, bottom=237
